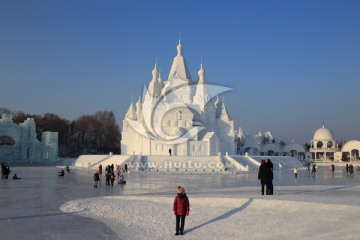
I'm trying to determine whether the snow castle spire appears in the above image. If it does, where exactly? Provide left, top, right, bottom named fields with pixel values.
left=168, top=40, right=192, bottom=82
left=148, top=62, right=161, bottom=97
left=151, top=62, right=158, bottom=81
left=220, top=102, right=230, bottom=121
left=198, top=63, right=205, bottom=83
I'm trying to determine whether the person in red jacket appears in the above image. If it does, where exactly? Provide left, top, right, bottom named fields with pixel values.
left=173, top=186, right=190, bottom=236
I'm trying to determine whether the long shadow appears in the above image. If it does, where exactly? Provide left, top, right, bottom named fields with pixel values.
left=0, top=209, right=88, bottom=221
left=276, top=184, right=359, bottom=196
left=185, top=198, right=254, bottom=234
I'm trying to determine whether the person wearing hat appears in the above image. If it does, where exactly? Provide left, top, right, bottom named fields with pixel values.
left=173, top=186, right=190, bottom=235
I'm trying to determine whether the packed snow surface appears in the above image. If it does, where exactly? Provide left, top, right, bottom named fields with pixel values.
left=61, top=184, right=360, bottom=240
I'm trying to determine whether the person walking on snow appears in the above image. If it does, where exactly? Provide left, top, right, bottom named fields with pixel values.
left=312, top=163, right=316, bottom=175
left=266, top=159, right=274, bottom=195
left=98, top=164, right=102, bottom=179
left=94, top=172, right=100, bottom=188
left=110, top=172, right=116, bottom=186
left=173, top=186, right=190, bottom=236
left=294, top=167, right=298, bottom=178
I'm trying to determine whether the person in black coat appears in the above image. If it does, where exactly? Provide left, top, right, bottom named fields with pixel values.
left=93, top=172, right=100, bottom=188
left=266, top=159, right=274, bottom=195
left=258, top=160, right=269, bottom=195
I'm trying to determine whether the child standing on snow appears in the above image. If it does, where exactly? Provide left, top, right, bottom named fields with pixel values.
left=173, top=186, right=190, bottom=236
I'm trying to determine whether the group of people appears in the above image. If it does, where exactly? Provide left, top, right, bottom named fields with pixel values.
left=1, top=162, right=21, bottom=179
left=94, top=163, right=127, bottom=188
left=58, top=165, right=70, bottom=176
left=346, top=163, right=355, bottom=174
left=258, top=159, right=274, bottom=195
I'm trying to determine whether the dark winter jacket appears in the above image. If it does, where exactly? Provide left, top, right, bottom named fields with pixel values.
left=258, top=163, right=269, bottom=184
left=268, top=167, right=273, bottom=180
left=173, top=193, right=190, bottom=216
left=94, top=173, right=100, bottom=181
left=266, top=160, right=273, bottom=171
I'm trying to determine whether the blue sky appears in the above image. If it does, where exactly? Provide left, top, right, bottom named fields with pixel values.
left=1, top=0, right=359, bottom=144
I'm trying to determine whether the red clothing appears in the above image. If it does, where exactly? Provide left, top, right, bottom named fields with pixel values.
left=173, top=193, right=190, bottom=216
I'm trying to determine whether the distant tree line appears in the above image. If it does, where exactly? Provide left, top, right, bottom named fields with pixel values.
left=0, top=107, right=121, bottom=157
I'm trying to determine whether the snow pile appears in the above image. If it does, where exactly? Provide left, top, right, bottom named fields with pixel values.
left=60, top=189, right=360, bottom=240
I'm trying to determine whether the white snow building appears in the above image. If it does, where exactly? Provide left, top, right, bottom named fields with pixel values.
left=309, top=125, right=360, bottom=162
left=121, top=41, right=236, bottom=156
left=310, top=125, right=339, bottom=161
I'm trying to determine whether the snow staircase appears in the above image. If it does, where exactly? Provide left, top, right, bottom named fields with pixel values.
left=228, top=155, right=260, bottom=170
left=95, top=155, right=132, bottom=169
left=75, top=155, right=109, bottom=168
left=75, top=155, right=133, bottom=169
left=222, top=155, right=248, bottom=171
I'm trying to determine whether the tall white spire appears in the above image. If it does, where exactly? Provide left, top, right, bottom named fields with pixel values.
left=168, top=41, right=192, bottom=81
left=198, top=63, right=205, bottom=83
left=177, top=41, right=183, bottom=56
left=151, top=62, right=158, bottom=81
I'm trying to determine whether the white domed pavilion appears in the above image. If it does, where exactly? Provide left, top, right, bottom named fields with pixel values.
left=310, top=125, right=339, bottom=161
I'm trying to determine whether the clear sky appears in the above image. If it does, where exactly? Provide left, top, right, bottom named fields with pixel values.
left=1, top=0, right=359, bottom=144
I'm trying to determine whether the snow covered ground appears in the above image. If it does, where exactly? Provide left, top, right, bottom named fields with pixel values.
left=60, top=168, right=360, bottom=240
left=2, top=166, right=360, bottom=240
left=60, top=189, right=360, bottom=240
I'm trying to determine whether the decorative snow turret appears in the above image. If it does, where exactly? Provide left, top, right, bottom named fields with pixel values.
left=126, top=102, right=137, bottom=120
left=198, top=63, right=205, bottom=83
left=193, top=64, right=210, bottom=111
left=220, top=103, right=230, bottom=121
left=148, top=63, right=161, bottom=98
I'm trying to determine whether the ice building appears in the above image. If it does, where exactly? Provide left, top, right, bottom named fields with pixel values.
left=0, top=114, right=58, bottom=163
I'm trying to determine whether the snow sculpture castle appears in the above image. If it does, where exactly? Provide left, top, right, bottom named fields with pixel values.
left=121, top=41, right=236, bottom=156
